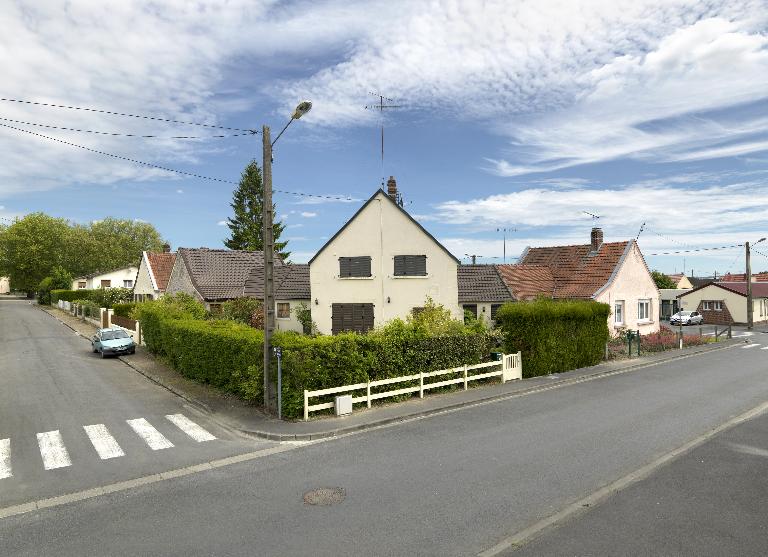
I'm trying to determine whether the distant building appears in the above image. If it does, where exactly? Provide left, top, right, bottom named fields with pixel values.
left=0, top=276, right=9, bottom=294
left=678, top=282, right=768, bottom=325
left=72, top=266, right=139, bottom=290
left=666, top=273, right=693, bottom=289
left=133, top=245, right=176, bottom=301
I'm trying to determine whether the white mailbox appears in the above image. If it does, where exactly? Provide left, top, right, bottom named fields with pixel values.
left=335, top=394, right=353, bottom=416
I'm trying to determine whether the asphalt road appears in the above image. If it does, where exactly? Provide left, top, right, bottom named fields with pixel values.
left=2, top=300, right=768, bottom=555
left=0, top=299, right=273, bottom=508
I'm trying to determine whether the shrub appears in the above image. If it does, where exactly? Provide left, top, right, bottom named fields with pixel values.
left=89, top=287, right=133, bottom=308
left=37, top=266, right=73, bottom=305
left=76, top=299, right=101, bottom=319
left=220, top=297, right=263, bottom=327
left=51, top=289, right=93, bottom=303
left=495, top=299, right=610, bottom=378
left=112, top=302, right=136, bottom=318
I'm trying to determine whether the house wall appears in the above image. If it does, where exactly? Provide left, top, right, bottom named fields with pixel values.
left=72, top=267, right=139, bottom=290
left=596, top=243, right=660, bottom=335
left=275, top=299, right=309, bottom=333
left=678, top=284, right=768, bottom=324
left=165, top=258, right=204, bottom=303
left=133, top=255, right=157, bottom=300
left=310, top=192, right=462, bottom=335
left=461, top=301, right=506, bottom=326
left=0, top=276, right=9, bottom=294
left=675, top=276, right=693, bottom=289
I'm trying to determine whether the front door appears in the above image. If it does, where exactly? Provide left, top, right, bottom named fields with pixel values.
left=331, top=303, right=374, bottom=335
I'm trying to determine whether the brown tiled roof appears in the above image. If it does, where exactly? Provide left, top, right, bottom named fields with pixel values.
left=146, top=252, right=176, bottom=291
left=667, top=273, right=684, bottom=281
left=687, top=281, right=768, bottom=298
left=520, top=241, right=630, bottom=299
left=718, top=272, right=768, bottom=282
left=457, top=265, right=514, bottom=303
left=496, top=264, right=555, bottom=300
left=178, top=248, right=280, bottom=301
left=243, top=264, right=310, bottom=300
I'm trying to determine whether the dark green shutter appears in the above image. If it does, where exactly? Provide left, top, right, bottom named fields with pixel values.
left=393, top=255, right=427, bottom=276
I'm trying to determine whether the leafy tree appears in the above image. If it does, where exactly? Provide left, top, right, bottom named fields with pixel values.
left=37, top=265, right=74, bottom=304
left=651, top=270, right=677, bottom=289
left=220, top=297, right=264, bottom=328
left=87, top=218, right=164, bottom=272
left=224, top=160, right=289, bottom=260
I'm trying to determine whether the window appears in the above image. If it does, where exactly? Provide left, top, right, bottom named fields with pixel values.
left=123, top=280, right=133, bottom=288
left=463, top=304, right=478, bottom=323
left=208, top=303, right=222, bottom=314
left=78, top=281, right=87, bottom=289
left=638, top=299, right=650, bottom=321
left=100, top=279, right=111, bottom=288
left=491, top=304, right=503, bottom=322
left=393, top=255, right=427, bottom=276
left=411, top=307, right=425, bottom=317
left=614, top=301, right=624, bottom=325
left=339, top=256, right=372, bottom=278
left=277, top=302, right=291, bottom=319
left=702, top=300, right=722, bottom=311
left=331, top=303, right=374, bottom=334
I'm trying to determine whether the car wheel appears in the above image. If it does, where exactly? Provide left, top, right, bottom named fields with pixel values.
left=129, top=348, right=136, bottom=355
left=100, top=350, right=106, bottom=359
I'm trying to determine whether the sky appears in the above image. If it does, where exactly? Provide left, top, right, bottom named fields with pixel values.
left=1, top=0, right=767, bottom=276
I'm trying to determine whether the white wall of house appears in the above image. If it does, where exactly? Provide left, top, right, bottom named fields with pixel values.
left=678, top=284, right=768, bottom=324
left=275, top=299, right=309, bottom=333
left=310, top=191, right=462, bottom=335
left=133, top=254, right=158, bottom=301
left=72, top=267, right=139, bottom=290
left=595, top=243, right=660, bottom=335
left=460, top=302, right=506, bottom=326
left=0, top=276, right=9, bottom=294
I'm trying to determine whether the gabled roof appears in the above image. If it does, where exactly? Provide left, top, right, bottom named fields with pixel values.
left=74, top=265, right=138, bottom=281
left=718, top=272, right=768, bottom=282
left=496, top=264, right=555, bottom=300
left=678, top=281, right=768, bottom=299
left=520, top=240, right=632, bottom=299
left=243, top=264, right=310, bottom=300
left=457, top=265, right=514, bottom=303
left=308, top=189, right=460, bottom=265
left=145, top=251, right=176, bottom=292
left=177, top=248, right=280, bottom=301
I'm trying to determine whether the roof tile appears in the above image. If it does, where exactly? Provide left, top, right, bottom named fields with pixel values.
left=146, top=252, right=176, bottom=291
left=178, top=248, right=279, bottom=301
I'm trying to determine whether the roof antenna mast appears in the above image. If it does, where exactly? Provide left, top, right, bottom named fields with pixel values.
left=582, top=210, right=602, bottom=222
left=365, top=91, right=402, bottom=185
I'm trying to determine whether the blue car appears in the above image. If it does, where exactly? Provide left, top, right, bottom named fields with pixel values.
left=91, top=327, right=136, bottom=358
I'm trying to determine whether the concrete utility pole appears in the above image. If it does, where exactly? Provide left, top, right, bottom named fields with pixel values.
left=746, top=241, right=753, bottom=330
left=262, top=125, right=275, bottom=410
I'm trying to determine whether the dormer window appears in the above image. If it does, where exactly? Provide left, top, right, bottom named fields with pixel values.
left=339, top=256, right=371, bottom=278
left=394, top=255, right=427, bottom=276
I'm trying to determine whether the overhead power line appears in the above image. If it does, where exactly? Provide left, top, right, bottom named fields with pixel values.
left=0, top=116, right=256, bottom=139
left=649, top=244, right=743, bottom=256
left=0, top=97, right=252, bottom=132
left=0, top=122, right=353, bottom=201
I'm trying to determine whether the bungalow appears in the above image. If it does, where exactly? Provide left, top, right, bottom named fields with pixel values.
left=519, top=228, right=660, bottom=335
left=72, top=266, right=139, bottom=290
left=165, top=248, right=279, bottom=312
left=243, top=263, right=310, bottom=333
left=677, top=282, right=768, bottom=325
left=309, top=177, right=462, bottom=335
left=133, top=245, right=176, bottom=301
left=0, top=276, right=9, bottom=294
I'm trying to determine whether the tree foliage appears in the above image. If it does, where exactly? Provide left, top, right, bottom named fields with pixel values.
left=651, top=270, right=677, bottom=289
left=224, top=160, right=289, bottom=260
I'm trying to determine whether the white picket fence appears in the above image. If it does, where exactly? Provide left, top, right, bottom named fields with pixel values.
left=303, top=352, right=522, bottom=420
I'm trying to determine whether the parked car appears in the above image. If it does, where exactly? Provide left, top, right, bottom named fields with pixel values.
left=669, top=311, right=703, bottom=326
left=91, top=327, right=136, bottom=358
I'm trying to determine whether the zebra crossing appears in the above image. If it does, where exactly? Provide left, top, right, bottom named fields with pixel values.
left=0, top=414, right=216, bottom=479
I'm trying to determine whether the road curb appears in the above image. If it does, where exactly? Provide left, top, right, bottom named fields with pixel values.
left=238, top=340, right=743, bottom=441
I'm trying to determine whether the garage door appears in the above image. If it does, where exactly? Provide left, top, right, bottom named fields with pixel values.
left=332, top=303, right=375, bottom=335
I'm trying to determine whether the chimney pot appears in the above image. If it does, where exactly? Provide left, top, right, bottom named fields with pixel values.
left=386, top=176, right=397, bottom=201
left=590, top=227, right=603, bottom=252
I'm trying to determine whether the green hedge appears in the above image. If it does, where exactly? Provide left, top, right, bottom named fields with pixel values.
left=136, top=303, right=498, bottom=419
left=112, top=302, right=136, bottom=318
left=51, top=289, right=93, bottom=303
left=495, top=299, right=610, bottom=378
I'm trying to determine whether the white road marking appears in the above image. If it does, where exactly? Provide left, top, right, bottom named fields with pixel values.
left=165, top=414, right=216, bottom=442
left=36, top=431, right=72, bottom=470
left=742, top=344, right=760, bottom=349
left=0, top=439, right=11, bottom=479
left=83, top=424, right=125, bottom=460
left=761, top=346, right=768, bottom=350
left=126, top=418, right=174, bottom=450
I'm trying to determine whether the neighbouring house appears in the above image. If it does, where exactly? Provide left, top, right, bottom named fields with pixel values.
left=0, top=276, right=9, bottom=294
left=165, top=247, right=278, bottom=312
left=133, top=245, right=176, bottom=301
left=243, top=264, right=310, bottom=333
left=519, top=227, right=660, bottom=335
left=666, top=273, right=693, bottom=289
left=72, top=266, right=140, bottom=290
left=309, top=177, right=462, bottom=335
left=677, top=282, right=768, bottom=325
left=717, top=272, right=768, bottom=282
left=660, top=289, right=688, bottom=320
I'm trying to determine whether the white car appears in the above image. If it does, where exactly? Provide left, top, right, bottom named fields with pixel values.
left=670, top=311, right=703, bottom=326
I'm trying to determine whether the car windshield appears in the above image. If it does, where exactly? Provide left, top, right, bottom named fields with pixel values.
left=677, top=312, right=692, bottom=317
left=101, top=330, right=130, bottom=340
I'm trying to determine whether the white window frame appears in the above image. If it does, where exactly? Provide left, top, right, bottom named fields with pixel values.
left=638, top=299, right=651, bottom=322
left=123, top=280, right=133, bottom=288
left=614, top=300, right=624, bottom=325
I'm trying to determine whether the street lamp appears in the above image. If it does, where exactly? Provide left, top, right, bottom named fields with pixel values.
left=262, top=101, right=312, bottom=414
left=746, top=237, right=766, bottom=331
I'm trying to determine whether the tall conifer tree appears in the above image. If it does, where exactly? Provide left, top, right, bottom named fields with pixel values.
left=224, top=160, right=289, bottom=259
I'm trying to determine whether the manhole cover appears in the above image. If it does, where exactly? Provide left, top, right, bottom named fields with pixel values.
left=303, top=487, right=346, bottom=506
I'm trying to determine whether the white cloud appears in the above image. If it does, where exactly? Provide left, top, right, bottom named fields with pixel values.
left=300, top=211, right=317, bottom=218
left=217, top=220, right=227, bottom=226
left=176, top=189, right=184, bottom=194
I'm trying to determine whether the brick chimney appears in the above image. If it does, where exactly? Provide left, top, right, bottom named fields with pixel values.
left=386, top=176, right=397, bottom=201
left=162, top=243, right=171, bottom=253
left=590, top=227, right=603, bottom=252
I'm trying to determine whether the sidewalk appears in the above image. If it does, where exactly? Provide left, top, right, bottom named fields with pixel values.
left=40, top=305, right=745, bottom=441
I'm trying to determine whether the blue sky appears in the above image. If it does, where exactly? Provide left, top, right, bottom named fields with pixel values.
left=1, top=0, right=767, bottom=275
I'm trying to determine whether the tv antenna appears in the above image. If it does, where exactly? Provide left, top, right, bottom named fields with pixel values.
left=365, top=91, right=402, bottom=171
left=582, top=211, right=602, bottom=222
